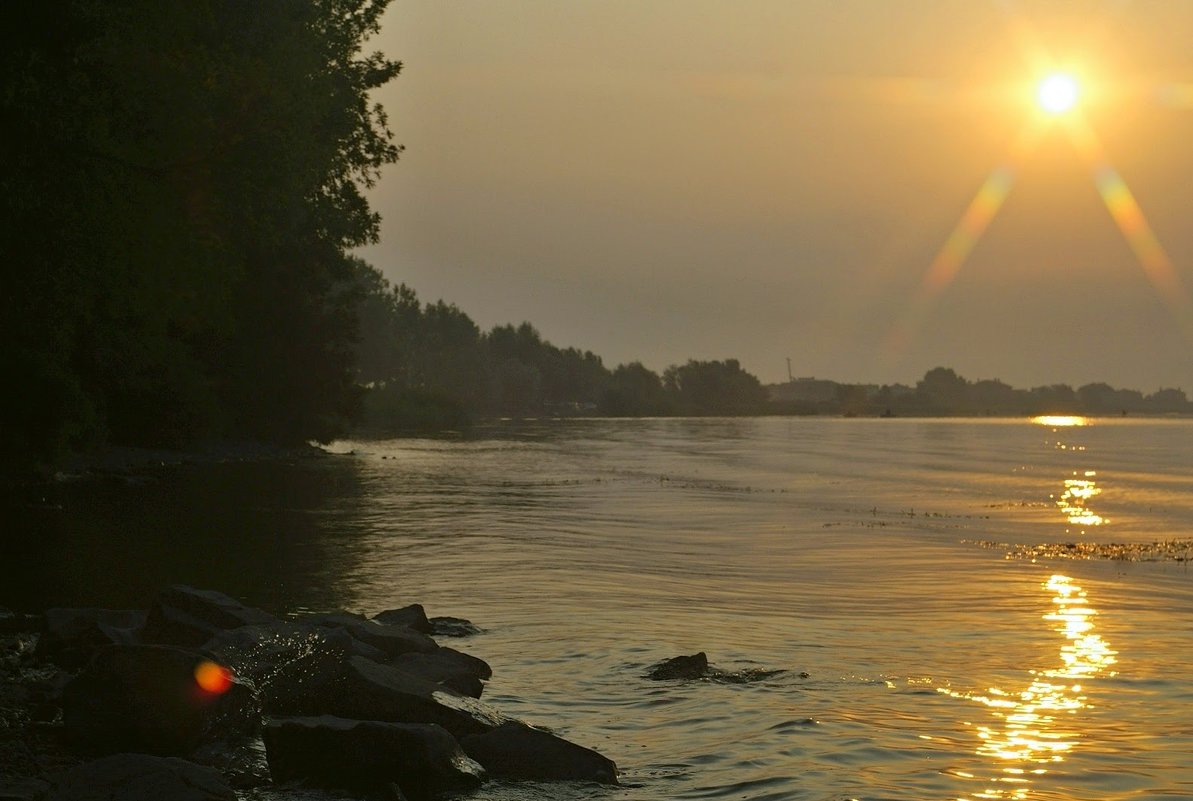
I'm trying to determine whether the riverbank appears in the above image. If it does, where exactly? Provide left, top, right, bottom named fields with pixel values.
left=0, top=586, right=617, bottom=800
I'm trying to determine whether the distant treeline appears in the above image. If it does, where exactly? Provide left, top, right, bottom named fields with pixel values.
left=352, top=275, right=1192, bottom=430
left=772, top=367, right=1193, bottom=418
left=353, top=266, right=768, bottom=430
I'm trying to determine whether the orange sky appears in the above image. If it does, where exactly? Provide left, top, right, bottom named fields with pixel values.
left=361, top=0, right=1193, bottom=390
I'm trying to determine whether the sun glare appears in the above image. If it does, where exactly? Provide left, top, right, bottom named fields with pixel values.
left=1037, top=73, right=1079, bottom=114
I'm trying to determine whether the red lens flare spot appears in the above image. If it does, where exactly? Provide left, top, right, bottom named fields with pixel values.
left=194, top=660, right=233, bottom=694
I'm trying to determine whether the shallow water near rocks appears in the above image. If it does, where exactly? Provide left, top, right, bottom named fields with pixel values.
left=6, top=417, right=1193, bottom=800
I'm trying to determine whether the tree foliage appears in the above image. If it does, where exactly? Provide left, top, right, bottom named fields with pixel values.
left=350, top=267, right=776, bottom=429
left=1, top=0, right=401, bottom=472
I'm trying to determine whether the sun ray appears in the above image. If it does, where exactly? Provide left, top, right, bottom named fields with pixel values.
left=884, top=119, right=1047, bottom=357
left=1061, top=113, right=1193, bottom=346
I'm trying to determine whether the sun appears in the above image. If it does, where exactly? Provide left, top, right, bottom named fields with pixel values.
left=1037, top=72, right=1079, bottom=114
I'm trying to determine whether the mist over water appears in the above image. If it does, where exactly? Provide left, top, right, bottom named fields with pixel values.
left=7, top=417, right=1193, bottom=800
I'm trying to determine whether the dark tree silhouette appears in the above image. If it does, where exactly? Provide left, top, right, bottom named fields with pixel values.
left=1, top=0, right=401, bottom=473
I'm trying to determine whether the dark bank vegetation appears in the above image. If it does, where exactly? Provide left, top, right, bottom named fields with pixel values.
left=1, top=0, right=402, bottom=476
left=352, top=266, right=772, bottom=431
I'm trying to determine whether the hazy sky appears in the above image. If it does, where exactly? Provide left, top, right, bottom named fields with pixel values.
left=361, top=1, right=1193, bottom=390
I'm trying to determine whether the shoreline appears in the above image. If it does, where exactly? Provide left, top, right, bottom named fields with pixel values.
left=0, top=586, right=618, bottom=800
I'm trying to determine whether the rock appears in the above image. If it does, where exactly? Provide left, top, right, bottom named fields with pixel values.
left=644, top=653, right=784, bottom=683
left=306, top=611, right=438, bottom=658
left=372, top=604, right=432, bottom=634
left=389, top=647, right=492, bottom=699
left=47, top=753, right=236, bottom=801
left=263, top=716, right=485, bottom=799
left=0, top=610, right=42, bottom=636
left=646, top=652, right=709, bottom=680
left=265, top=655, right=505, bottom=737
left=200, top=620, right=385, bottom=685
left=460, top=721, right=618, bottom=784
left=140, top=586, right=275, bottom=649
left=0, top=777, right=50, bottom=801
left=339, top=619, right=438, bottom=659
left=34, top=609, right=145, bottom=669
left=62, top=644, right=257, bottom=756
left=428, top=616, right=484, bottom=638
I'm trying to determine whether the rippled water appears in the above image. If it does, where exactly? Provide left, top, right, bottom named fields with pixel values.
left=6, top=417, right=1193, bottom=800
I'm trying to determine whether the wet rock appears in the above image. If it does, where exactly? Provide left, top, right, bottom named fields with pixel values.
left=646, top=652, right=709, bottom=680
left=34, top=609, right=145, bottom=670
left=429, top=616, right=483, bottom=638
left=140, top=586, right=275, bottom=649
left=372, top=604, right=432, bottom=634
left=389, top=647, right=492, bottom=699
left=200, top=620, right=385, bottom=685
left=711, top=667, right=786, bottom=684
left=265, top=655, right=505, bottom=737
left=263, top=716, right=485, bottom=799
left=460, top=721, right=618, bottom=784
left=0, top=610, right=42, bottom=636
left=339, top=619, right=438, bottom=659
left=0, top=777, right=50, bottom=801
left=62, top=644, right=257, bottom=756
left=47, top=753, right=236, bottom=801
left=645, top=653, right=785, bottom=683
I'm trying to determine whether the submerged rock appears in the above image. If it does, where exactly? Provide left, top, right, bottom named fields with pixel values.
left=429, top=616, right=484, bottom=638
left=48, top=753, right=236, bottom=801
left=263, top=715, right=485, bottom=799
left=646, top=652, right=709, bottom=680
left=460, top=721, right=618, bottom=785
left=645, top=652, right=785, bottom=684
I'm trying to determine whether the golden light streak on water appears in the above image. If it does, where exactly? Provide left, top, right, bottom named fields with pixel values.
left=940, top=575, right=1117, bottom=800
left=1030, top=415, right=1088, bottom=428
left=1054, top=470, right=1106, bottom=527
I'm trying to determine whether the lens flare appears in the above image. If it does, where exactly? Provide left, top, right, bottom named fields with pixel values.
left=194, top=660, right=233, bottom=694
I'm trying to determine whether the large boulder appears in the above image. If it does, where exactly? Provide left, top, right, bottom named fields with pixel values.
left=265, top=655, right=505, bottom=737
left=263, top=716, right=485, bottom=799
left=389, top=647, right=492, bottom=699
left=460, top=721, right=618, bottom=784
left=48, top=753, right=236, bottom=801
left=35, top=609, right=145, bottom=669
left=62, top=644, right=256, bottom=756
left=371, top=604, right=432, bottom=634
left=140, top=586, right=275, bottom=649
left=199, top=619, right=385, bottom=686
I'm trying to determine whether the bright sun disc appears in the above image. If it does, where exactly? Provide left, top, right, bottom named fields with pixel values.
left=1038, top=73, right=1079, bottom=114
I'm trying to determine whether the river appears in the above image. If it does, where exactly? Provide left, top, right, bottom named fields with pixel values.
left=5, top=416, right=1193, bottom=800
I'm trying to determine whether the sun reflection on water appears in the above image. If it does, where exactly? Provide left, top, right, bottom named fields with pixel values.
left=1030, top=415, right=1088, bottom=428
left=1054, top=470, right=1106, bottom=527
left=941, top=575, right=1117, bottom=800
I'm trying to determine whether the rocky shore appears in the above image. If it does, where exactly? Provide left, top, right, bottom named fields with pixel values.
left=0, top=586, right=617, bottom=800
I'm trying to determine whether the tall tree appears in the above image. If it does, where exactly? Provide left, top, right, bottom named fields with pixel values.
left=1, top=0, right=402, bottom=472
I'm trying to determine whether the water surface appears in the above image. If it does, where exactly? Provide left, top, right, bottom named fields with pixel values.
left=5, top=417, right=1193, bottom=800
